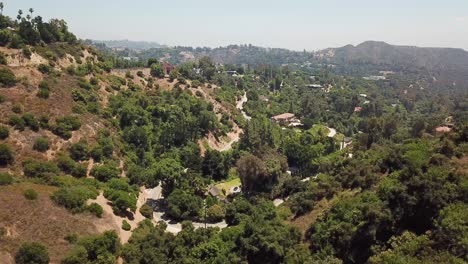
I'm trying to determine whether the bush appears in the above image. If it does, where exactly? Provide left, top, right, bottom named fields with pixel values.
left=9, top=115, right=25, bottom=130
left=37, top=81, right=50, bottom=99
left=71, top=164, right=87, bottom=178
left=91, top=164, right=119, bottom=182
left=52, top=116, right=81, bottom=139
left=22, top=113, right=40, bottom=131
left=0, top=172, right=13, bottom=185
left=23, top=159, right=59, bottom=179
left=87, top=203, right=103, bottom=218
left=0, top=143, right=14, bottom=166
left=12, top=103, right=22, bottom=114
left=0, top=29, right=11, bottom=46
left=136, top=71, right=144, bottom=78
left=0, top=126, right=9, bottom=139
left=206, top=204, right=225, bottom=223
left=139, top=204, right=153, bottom=219
left=24, top=189, right=38, bottom=200
left=64, top=233, right=78, bottom=244
left=0, top=52, right=7, bottom=65
left=69, top=141, right=89, bottom=161
left=122, top=220, right=131, bottom=231
left=33, top=137, right=49, bottom=152
left=15, top=242, right=50, bottom=264
left=150, top=63, right=164, bottom=78
left=37, top=64, right=52, bottom=74
left=51, top=186, right=98, bottom=211
left=0, top=67, right=16, bottom=87
left=57, top=154, right=76, bottom=174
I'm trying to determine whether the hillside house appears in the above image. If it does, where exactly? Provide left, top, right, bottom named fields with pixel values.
left=271, top=113, right=301, bottom=126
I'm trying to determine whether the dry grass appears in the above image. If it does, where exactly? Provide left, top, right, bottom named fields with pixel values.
left=0, top=182, right=103, bottom=263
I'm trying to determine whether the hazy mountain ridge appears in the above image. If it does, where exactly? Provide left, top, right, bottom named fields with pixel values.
left=91, top=39, right=166, bottom=50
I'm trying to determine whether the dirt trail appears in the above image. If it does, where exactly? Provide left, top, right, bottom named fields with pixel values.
left=87, top=187, right=148, bottom=243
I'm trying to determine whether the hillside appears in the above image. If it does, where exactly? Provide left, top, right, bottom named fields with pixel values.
left=316, top=41, right=468, bottom=91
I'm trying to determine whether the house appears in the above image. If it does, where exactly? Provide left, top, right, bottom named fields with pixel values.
left=162, top=62, right=175, bottom=75
left=271, top=113, right=296, bottom=125
left=354, top=107, right=362, bottom=113
left=307, top=84, right=323, bottom=89
left=206, top=186, right=223, bottom=198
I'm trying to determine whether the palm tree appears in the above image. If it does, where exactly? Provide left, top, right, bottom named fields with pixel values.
left=29, top=8, right=34, bottom=16
left=0, top=3, right=4, bottom=16
left=17, top=9, right=23, bottom=21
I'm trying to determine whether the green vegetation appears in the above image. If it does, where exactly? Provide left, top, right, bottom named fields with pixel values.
left=0, top=66, right=16, bottom=87
left=33, top=137, right=49, bottom=152
left=0, top=125, right=9, bottom=139
left=0, top=172, right=13, bottom=185
left=0, top=143, right=13, bottom=166
left=23, top=188, right=38, bottom=200
left=15, top=242, right=49, bottom=264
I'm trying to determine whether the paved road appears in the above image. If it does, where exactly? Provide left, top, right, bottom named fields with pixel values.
left=237, top=92, right=252, bottom=121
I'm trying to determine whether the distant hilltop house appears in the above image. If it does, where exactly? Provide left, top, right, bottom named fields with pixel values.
left=363, top=75, right=386, bottom=81
left=354, top=107, right=362, bottom=113
left=307, top=84, right=323, bottom=89
left=271, top=113, right=302, bottom=127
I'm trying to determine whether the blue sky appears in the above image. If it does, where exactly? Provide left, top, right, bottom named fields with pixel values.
left=4, top=0, right=468, bottom=50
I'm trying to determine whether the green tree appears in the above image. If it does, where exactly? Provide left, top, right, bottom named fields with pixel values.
left=33, top=137, right=49, bottom=152
left=15, top=242, right=49, bottom=264
left=0, top=143, right=13, bottom=166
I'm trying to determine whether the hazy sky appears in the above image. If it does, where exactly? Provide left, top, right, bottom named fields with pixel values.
left=5, top=0, right=468, bottom=51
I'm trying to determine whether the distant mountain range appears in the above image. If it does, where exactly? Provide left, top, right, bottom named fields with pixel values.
left=316, top=41, right=468, bottom=91
left=91, top=40, right=166, bottom=50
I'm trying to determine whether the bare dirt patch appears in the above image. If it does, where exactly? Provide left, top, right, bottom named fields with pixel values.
left=0, top=183, right=103, bottom=264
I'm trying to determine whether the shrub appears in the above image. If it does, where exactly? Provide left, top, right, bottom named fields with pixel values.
left=91, top=164, right=119, bottom=182
left=71, top=164, right=87, bottom=178
left=33, top=137, right=49, bottom=152
left=0, top=143, right=14, bottom=166
left=136, top=71, right=144, bottom=77
left=69, top=141, right=89, bottom=161
left=89, top=146, right=103, bottom=162
left=37, top=81, right=50, bottom=99
left=206, top=204, right=225, bottom=223
left=64, top=233, right=78, bottom=244
left=22, top=113, right=40, bottom=131
left=87, top=203, right=103, bottom=218
left=9, top=115, right=25, bottom=130
left=122, top=220, right=131, bottom=231
left=0, top=52, right=7, bottom=65
left=0, top=67, right=16, bottom=87
left=37, top=88, right=50, bottom=99
left=52, top=116, right=81, bottom=139
left=90, top=77, right=99, bottom=85
left=24, top=189, right=38, bottom=200
left=0, top=126, right=9, bottom=139
left=15, top=242, right=49, bottom=264
left=12, top=103, right=22, bottom=113
left=23, top=159, right=59, bottom=179
left=66, top=65, right=75, bottom=75
left=150, top=63, right=164, bottom=78
left=37, top=64, right=52, bottom=74
left=0, top=29, right=11, bottom=46
left=0, top=172, right=13, bottom=185
left=139, top=204, right=153, bottom=219
left=57, top=154, right=76, bottom=174
left=22, top=47, right=32, bottom=59
left=51, top=186, right=98, bottom=211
